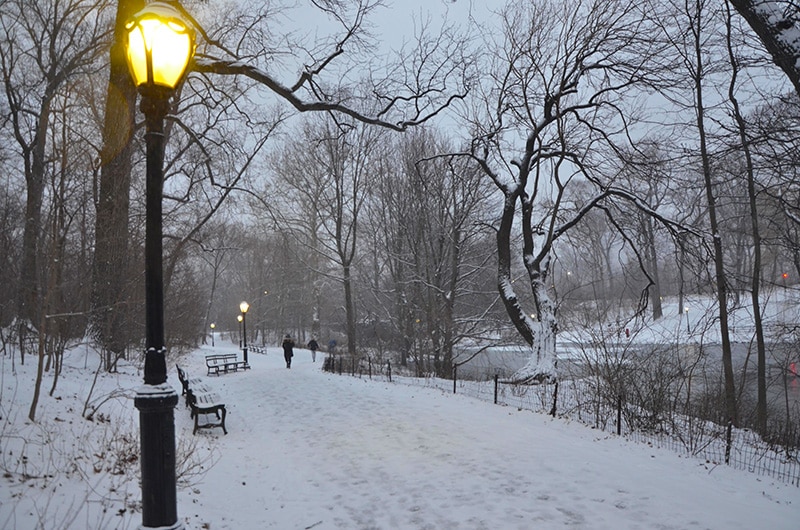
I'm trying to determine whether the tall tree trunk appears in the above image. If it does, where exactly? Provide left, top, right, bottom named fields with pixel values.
left=91, top=0, right=142, bottom=364
left=692, top=1, right=738, bottom=425
left=310, top=218, right=321, bottom=340
left=725, top=4, right=767, bottom=432
left=645, top=216, right=663, bottom=320
left=677, top=233, right=687, bottom=316
left=497, top=191, right=534, bottom=346
left=397, top=287, right=410, bottom=367
left=29, top=227, right=59, bottom=421
left=343, top=263, right=357, bottom=357
left=440, top=226, right=461, bottom=379
left=17, top=86, right=55, bottom=362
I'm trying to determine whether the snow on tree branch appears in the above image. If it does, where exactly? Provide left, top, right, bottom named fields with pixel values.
left=729, top=1, right=800, bottom=95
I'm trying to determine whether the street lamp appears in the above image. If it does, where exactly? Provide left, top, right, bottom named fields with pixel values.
left=237, top=314, right=243, bottom=347
left=240, top=301, right=250, bottom=363
left=210, top=323, right=215, bottom=347
left=262, top=290, right=269, bottom=343
left=684, top=306, right=690, bottom=333
left=124, top=3, right=195, bottom=529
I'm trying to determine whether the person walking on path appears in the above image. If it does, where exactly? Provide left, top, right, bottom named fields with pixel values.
left=307, top=338, right=319, bottom=362
left=282, top=334, right=295, bottom=368
left=328, top=338, right=337, bottom=355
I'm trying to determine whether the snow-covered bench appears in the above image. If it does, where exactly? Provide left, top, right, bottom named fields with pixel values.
left=186, top=387, right=227, bottom=435
left=176, top=365, right=227, bottom=434
left=205, top=353, right=250, bottom=376
left=176, top=365, right=211, bottom=406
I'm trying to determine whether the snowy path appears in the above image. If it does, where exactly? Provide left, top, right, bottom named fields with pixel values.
left=176, top=345, right=798, bottom=529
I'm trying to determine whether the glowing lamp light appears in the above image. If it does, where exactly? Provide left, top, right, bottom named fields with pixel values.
left=124, top=2, right=195, bottom=96
left=240, top=301, right=250, bottom=314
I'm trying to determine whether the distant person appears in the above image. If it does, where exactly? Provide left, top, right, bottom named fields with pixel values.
left=282, top=334, right=295, bottom=368
left=328, top=338, right=337, bottom=355
left=307, top=338, right=319, bottom=362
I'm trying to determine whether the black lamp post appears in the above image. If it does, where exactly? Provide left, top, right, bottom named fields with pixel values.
left=210, top=323, right=215, bottom=347
left=240, top=301, right=250, bottom=363
left=237, top=314, right=243, bottom=347
left=262, top=290, right=268, bottom=344
left=124, top=3, right=195, bottom=529
left=684, top=307, right=690, bottom=333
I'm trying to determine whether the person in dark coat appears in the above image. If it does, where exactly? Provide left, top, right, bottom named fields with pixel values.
left=307, top=338, right=319, bottom=363
left=282, top=334, right=295, bottom=368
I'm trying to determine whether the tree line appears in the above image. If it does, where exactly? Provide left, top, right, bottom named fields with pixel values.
left=1, top=0, right=799, bottom=436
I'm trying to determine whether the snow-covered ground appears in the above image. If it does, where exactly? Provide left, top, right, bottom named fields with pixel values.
left=1, top=340, right=797, bottom=529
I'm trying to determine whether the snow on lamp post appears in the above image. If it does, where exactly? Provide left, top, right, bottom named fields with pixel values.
left=240, top=301, right=250, bottom=363
left=124, top=3, right=195, bottom=529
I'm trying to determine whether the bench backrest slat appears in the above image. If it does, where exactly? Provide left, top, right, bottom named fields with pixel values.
left=206, top=354, right=239, bottom=363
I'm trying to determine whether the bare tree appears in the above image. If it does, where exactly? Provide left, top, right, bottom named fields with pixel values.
left=724, top=2, right=768, bottom=432
left=0, top=173, right=22, bottom=329
left=256, top=114, right=382, bottom=356
left=341, top=127, right=499, bottom=374
left=383, top=129, right=491, bottom=377
left=266, top=121, right=331, bottom=341
left=92, top=0, right=141, bottom=367
left=465, top=0, right=675, bottom=382
left=317, top=117, right=380, bottom=358
left=651, top=0, right=739, bottom=424
left=0, top=0, right=111, bottom=362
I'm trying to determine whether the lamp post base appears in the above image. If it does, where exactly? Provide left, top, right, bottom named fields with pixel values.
left=134, top=383, right=183, bottom=530
left=138, top=523, right=184, bottom=530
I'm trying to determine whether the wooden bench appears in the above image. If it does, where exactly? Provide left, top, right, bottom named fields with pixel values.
left=176, top=365, right=227, bottom=434
left=176, top=365, right=213, bottom=408
left=187, top=387, right=227, bottom=435
left=205, top=353, right=250, bottom=376
left=250, top=345, right=266, bottom=354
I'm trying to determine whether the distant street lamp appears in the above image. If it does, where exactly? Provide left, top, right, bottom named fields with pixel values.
left=237, top=314, right=243, bottom=348
left=240, top=301, right=250, bottom=363
left=210, top=322, right=215, bottom=347
left=684, top=306, right=690, bottom=333
left=124, top=3, right=195, bottom=529
left=262, top=290, right=269, bottom=343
